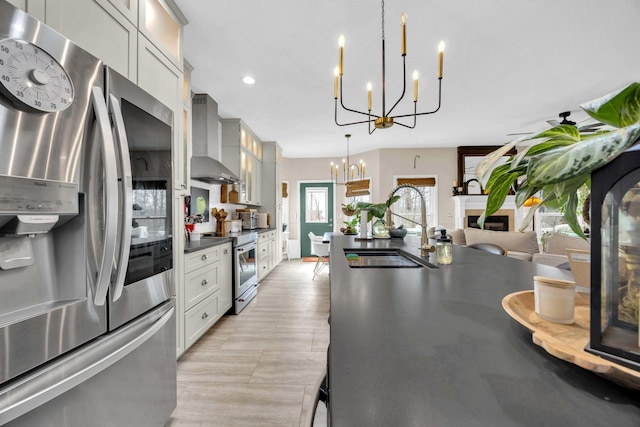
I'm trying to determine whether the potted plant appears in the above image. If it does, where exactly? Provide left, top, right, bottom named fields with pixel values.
left=341, top=217, right=359, bottom=235
left=477, top=82, right=640, bottom=238
left=341, top=202, right=357, bottom=216
left=355, top=195, right=401, bottom=237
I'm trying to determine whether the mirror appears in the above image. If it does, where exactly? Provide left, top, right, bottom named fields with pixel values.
left=456, top=146, right=517, bottom=195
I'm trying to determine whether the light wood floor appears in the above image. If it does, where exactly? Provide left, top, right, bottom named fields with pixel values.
left=167, top=259, right=329, bottom=427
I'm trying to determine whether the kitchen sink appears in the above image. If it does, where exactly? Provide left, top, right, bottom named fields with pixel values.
left=344, top=249, right=434, bottom=268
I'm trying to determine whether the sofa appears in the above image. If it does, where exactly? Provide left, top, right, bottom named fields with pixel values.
left=446, top=228, right=590, bottom=266
left=449, top=228, right=540, bottom=261
left=531, top=232, right=591, bottom=267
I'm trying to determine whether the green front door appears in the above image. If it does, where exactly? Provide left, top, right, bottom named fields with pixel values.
left=300, top=182, right=334, bottom=257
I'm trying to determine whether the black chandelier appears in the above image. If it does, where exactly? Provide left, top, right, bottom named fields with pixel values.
left=330, top=134, right=365, bottom=184
left=334, top=0, right=445, bottom=134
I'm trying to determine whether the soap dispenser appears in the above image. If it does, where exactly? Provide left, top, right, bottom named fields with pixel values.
left=435, top=229, right=452, bottom=264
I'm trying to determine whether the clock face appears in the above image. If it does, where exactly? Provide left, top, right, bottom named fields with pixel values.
left=0, top=38, right=74, bottom=112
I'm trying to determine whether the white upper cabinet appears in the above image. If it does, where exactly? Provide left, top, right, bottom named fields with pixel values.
left=44, top=0, right=137, bottom=79
left=221, top=119, right=263, bottom=206
left=138, top=0, right=186, bottom=70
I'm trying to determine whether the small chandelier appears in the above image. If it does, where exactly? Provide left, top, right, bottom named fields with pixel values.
left=330, top=134, right=370, bottom=197
left=334, top=0, right=445, bottom=134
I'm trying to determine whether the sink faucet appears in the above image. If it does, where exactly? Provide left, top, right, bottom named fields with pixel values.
left=385, top=184, right=434, bottom=257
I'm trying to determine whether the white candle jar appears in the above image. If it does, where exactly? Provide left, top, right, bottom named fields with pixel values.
left=534, top=276, right=576, bottom=324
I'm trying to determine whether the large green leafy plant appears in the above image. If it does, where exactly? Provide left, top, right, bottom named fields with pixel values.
left=355, top=195, right=401, bottom=223
left=478, top=82, right=640, bottom=238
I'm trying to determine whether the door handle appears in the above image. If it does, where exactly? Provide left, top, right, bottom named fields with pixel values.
left=91, top=87, right=118, bottom=307
left=108, top=94, right=132, bottom=302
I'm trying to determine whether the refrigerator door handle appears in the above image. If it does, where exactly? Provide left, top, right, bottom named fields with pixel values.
left=0, top=304, right=175, bottom=425
left=91, top=86, right=119, bottom=306
left=108, top=94, right=133, bottom=302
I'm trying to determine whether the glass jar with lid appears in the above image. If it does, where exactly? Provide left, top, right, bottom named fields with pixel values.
left=435, top=229, right=452, bottom=264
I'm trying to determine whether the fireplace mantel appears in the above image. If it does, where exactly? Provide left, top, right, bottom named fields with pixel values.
left=452, top=195, right=527, bottom=231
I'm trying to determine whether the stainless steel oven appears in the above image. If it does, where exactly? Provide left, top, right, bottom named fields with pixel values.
left=233, top=232, right=258, bottom=313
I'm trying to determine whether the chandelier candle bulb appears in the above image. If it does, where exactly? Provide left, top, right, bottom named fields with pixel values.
left=438, top=41, right=445, bottom=78
left=413, top=70, right=419, bottom=102
left=338, top=35, right=345, bottom=75
left=333, top=2, right=446, bottom=133
left=367, top=82, right=372, bottom=111
left=401, top=13, right=407, bottom=55
left=362, top=163, right=365, bottom=176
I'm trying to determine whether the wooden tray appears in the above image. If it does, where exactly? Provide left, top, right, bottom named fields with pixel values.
left=502, top=290, right=640, bottom=390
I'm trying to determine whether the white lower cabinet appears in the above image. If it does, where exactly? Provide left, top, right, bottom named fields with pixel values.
left=257, top=230, right=278, bottom=281
left=185, top=292, right=219, bottom=349
left=257, top=238, right=270, bottom=281
left=182, top=242, right=232, bottom=352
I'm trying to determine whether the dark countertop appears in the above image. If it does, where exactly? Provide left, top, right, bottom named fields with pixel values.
left=328, top=234, right=640, bottom=426
left=184, top=236, right=233, bottom=253
left=256, top=227, right=277, bottom=234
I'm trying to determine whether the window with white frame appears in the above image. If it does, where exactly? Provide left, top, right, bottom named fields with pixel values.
left=391, top=176, right=438, bottom=233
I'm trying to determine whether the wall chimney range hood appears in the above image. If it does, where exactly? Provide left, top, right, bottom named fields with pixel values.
left=190, top=94, right=240, bottom=184
left=190, top=156, right=239, bottom=184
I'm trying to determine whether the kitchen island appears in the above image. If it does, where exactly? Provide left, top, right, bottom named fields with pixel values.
left=328, top=234, right=640, bottom=426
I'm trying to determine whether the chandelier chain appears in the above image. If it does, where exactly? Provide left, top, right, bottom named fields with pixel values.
left=381, top=0, right=385, bottom=41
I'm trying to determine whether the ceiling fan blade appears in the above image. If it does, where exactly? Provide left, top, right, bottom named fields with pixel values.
left=507, top=132, right=533, bottom=136
left=546, top=119, right=560, bottom=127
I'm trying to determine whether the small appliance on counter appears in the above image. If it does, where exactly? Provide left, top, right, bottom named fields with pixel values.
left=238, top=211, right=258, bottom=230
left=225, top=219, right=242, bottom=233
left=257, top=212, right=268, bottom=229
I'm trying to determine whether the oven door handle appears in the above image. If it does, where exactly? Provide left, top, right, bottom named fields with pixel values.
left=108, top=94, right=133, bottom=302
left=91, top=87, right=119, bottom=307
left=236, top=244, right=257, bottom=253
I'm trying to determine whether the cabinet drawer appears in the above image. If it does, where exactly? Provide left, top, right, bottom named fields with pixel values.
left=257, top=241, right=269, bottom=259
left=258, top=232, right=269, bottom=242
left=259, top=260, right=270, bottom=276
left=185, top=262, right=220, bottom=310
left=185, top=292, right=219, bottom=349
left=185, top=246, right=220, bottom=272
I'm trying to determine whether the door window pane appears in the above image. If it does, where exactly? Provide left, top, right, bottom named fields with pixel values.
left=306, top=188, right=328, bottom=223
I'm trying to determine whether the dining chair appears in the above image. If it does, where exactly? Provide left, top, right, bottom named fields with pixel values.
left=282, top=231, right=290, bottom=261
left=309, top=232, right=330, bottom=280
left=467, top=242, right=507, bottom=256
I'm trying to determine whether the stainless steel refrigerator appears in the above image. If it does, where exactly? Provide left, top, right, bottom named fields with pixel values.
left=0, top=2, right=176, bottom=425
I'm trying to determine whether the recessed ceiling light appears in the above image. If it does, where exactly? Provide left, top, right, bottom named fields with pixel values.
left=243, top=76, right=255, bottom=85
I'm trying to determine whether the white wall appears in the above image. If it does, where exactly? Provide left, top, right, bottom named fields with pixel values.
left=281, top=147, right=458, bottom=242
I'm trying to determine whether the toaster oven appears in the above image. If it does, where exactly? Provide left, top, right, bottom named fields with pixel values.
left=239, top=212, right=257, bottom=230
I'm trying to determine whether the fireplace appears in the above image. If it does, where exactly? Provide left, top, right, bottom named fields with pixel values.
left=453, top=196, right=527, bottom=232
left=467, top=215, right=509, bottom=231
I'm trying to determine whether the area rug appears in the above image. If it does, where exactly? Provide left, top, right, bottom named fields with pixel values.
left=303, top=256, right=329, bottom=263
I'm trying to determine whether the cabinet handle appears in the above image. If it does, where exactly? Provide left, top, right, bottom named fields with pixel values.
left=201, top=254, right=208, bottom=261
left=201, top=279, right=208, bottom=286
left=202, top=312, right=209, bottom=319
left=161, top=266, right=169, bottom=272
left=160, top=246, right=169, bottom=252
left=224, top=249, right=228, bottom=254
